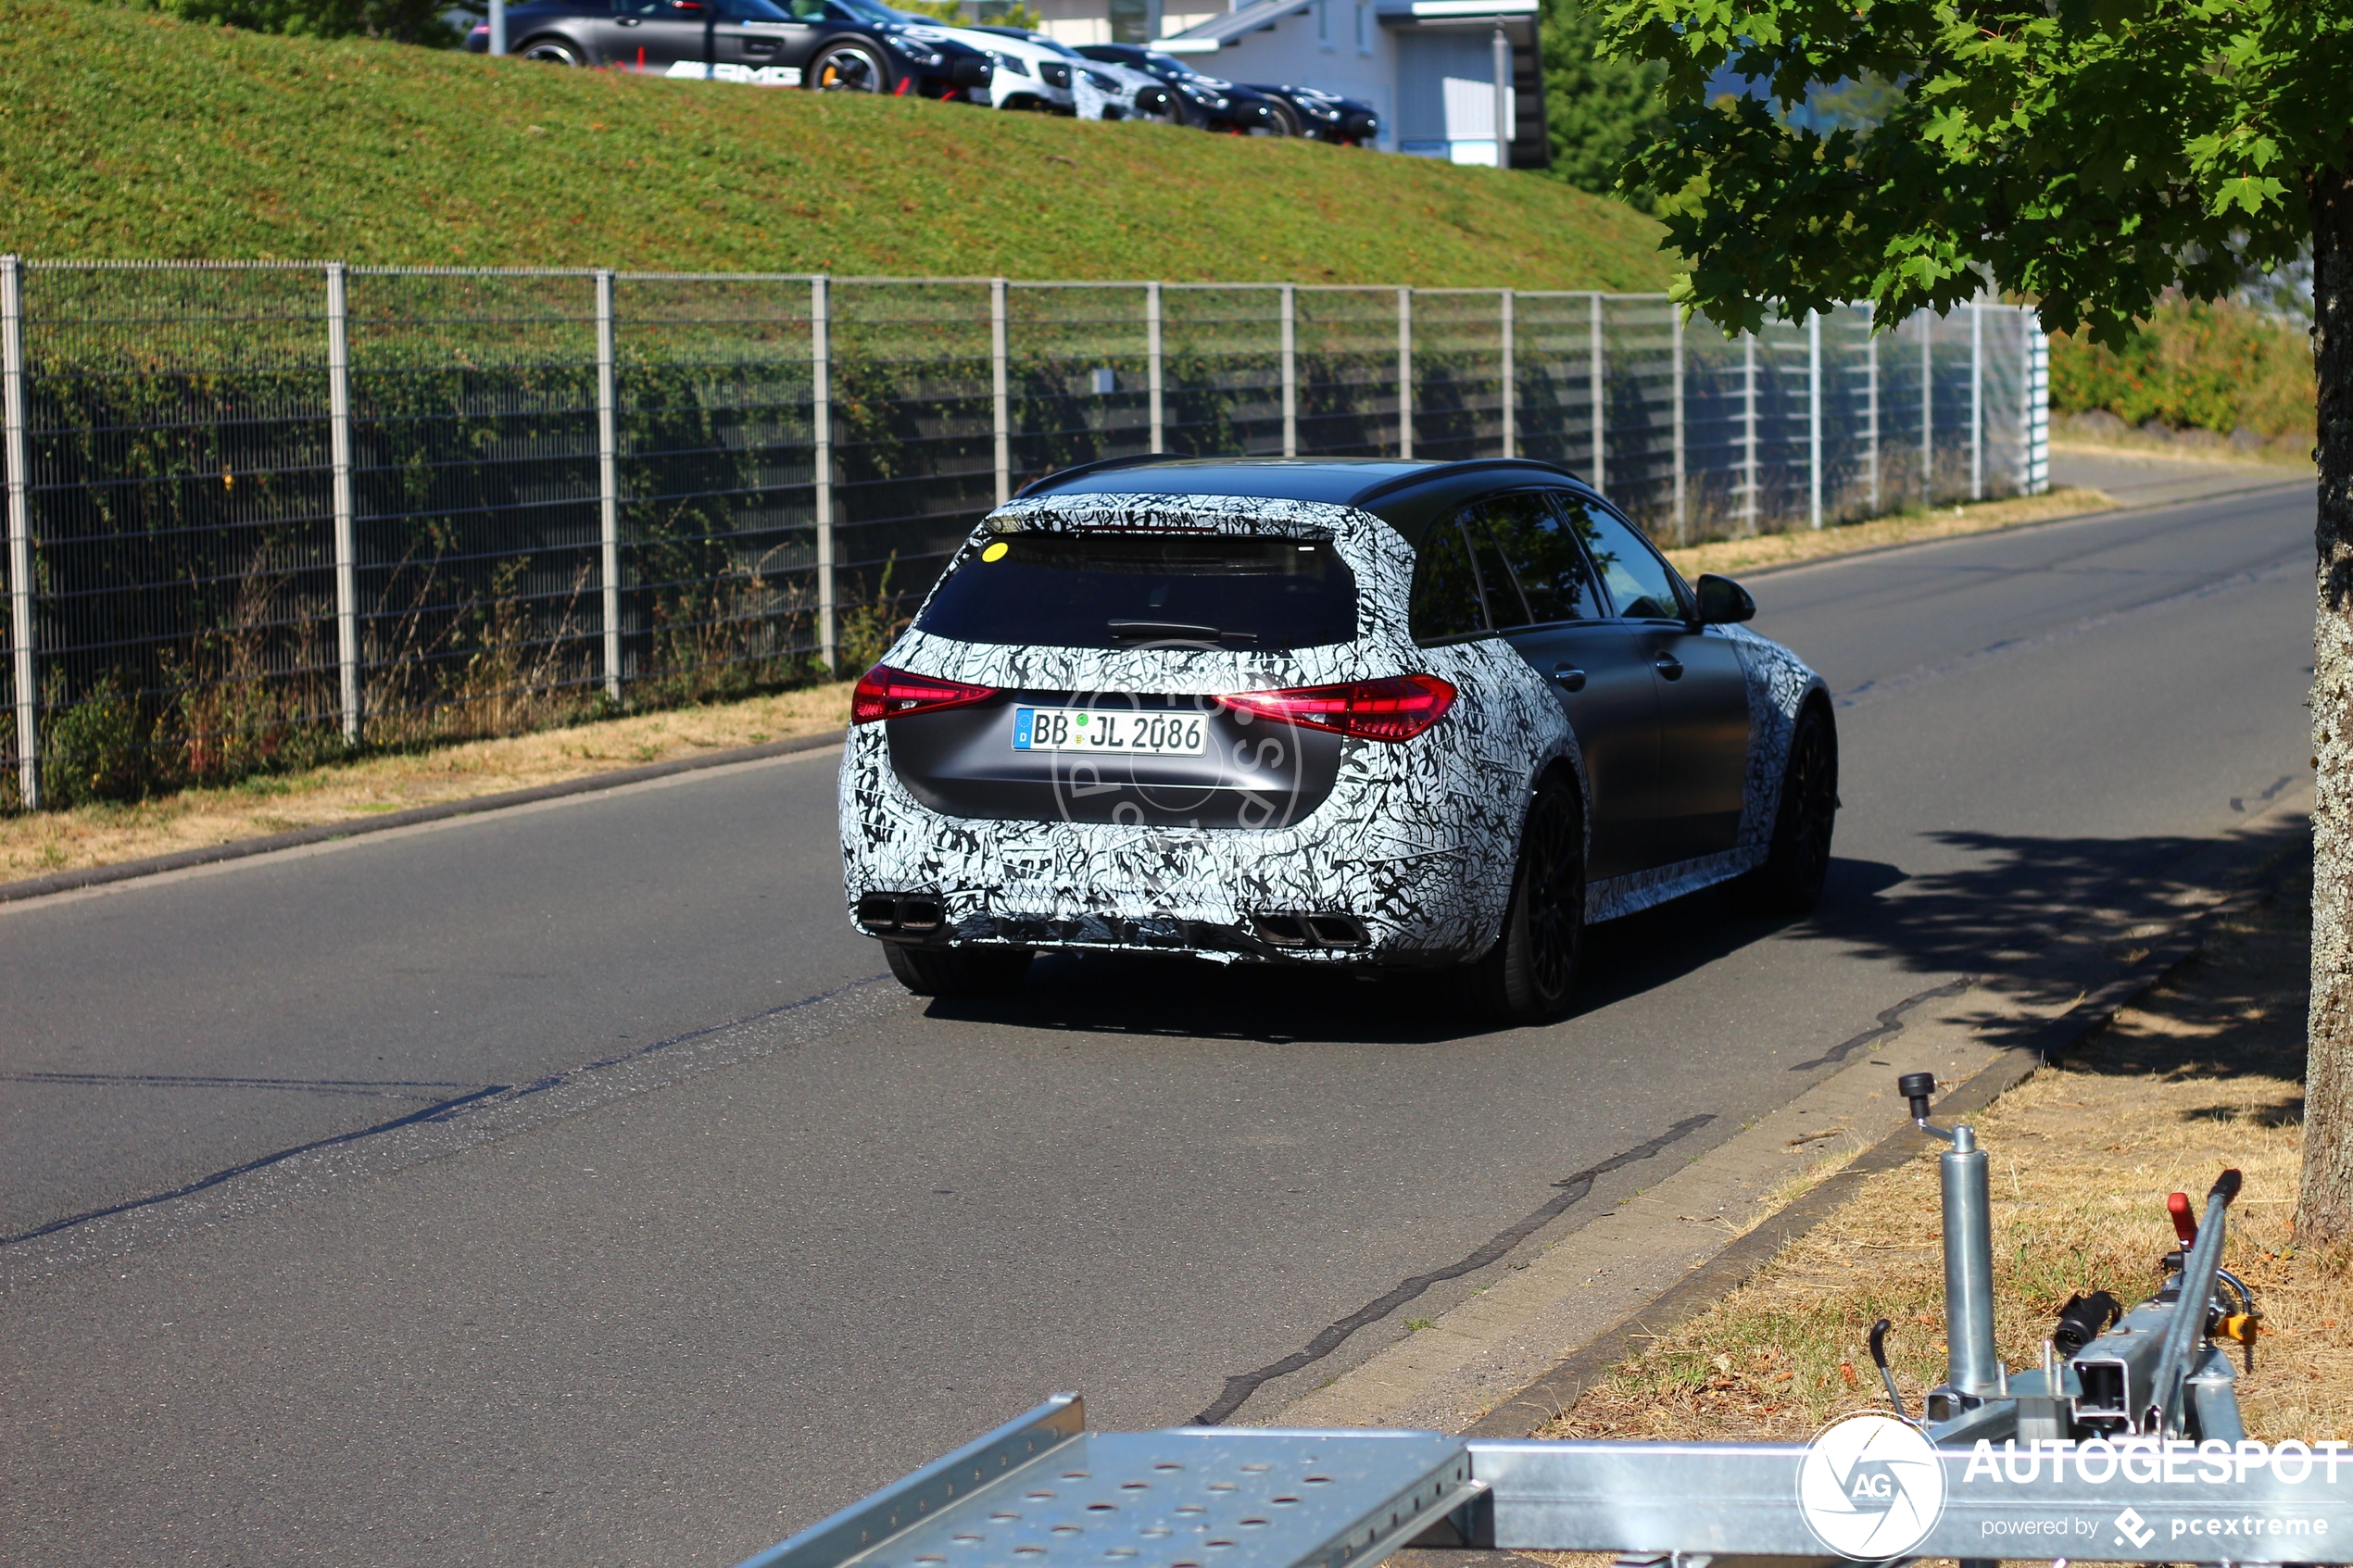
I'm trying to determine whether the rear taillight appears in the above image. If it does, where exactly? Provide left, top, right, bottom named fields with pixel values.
left=1220, top=674, right=1455, bottom=742
left=851, top=665, right=996, bottom=724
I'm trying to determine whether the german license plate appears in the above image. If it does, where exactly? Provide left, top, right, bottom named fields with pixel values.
left=1013, top=708, right=1205, bottom=756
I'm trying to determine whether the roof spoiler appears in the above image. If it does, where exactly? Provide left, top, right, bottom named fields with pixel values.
left=1013, top=451, right=1196, bottom=500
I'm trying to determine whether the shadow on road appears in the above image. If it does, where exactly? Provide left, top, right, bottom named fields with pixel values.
left=920, top=812, right=2307, bottom=1048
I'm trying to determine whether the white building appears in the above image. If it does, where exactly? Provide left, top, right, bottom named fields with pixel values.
left=1025, top=0, right=1546, bottom=166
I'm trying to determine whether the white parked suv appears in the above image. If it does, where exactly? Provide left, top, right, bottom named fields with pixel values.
left=896, top=18, right=1075, bottom=110
left=969, top=27, right=1174, bottom=120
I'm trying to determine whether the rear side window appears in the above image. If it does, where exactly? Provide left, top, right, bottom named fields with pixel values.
left=917, top=532, right=1357, bottom=650
left=1409, top=518, right=1490, bottom=644
left=1412, top=493, right=1604, bottom=641
left=1500, top=494, right=1604, bottom=624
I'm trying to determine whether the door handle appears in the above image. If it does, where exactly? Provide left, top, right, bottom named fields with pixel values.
left=1654, top=654, right=1684, bottom=680
left=1552, top=663, right=1587, bottom=693
left=746, top=37, right=777, bottom=49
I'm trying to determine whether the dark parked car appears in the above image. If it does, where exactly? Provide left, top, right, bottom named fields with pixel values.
left=466, top=0, right=994, bottom=98
left=1072, top=44, right=1282, bottom=132
left=1247, top=82, right=1378, bottom=144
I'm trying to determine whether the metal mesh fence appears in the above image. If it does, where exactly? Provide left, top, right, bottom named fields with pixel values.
left=0, top=257, right=2044, bottom=812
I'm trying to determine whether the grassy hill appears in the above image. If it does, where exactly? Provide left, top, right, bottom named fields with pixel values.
left=1, top=0, right=1670, bottom=287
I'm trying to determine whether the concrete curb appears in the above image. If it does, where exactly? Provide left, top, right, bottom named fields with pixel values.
left=0, top=729, right=844, bottom=906
left=1458, top=852, right=2296, bottom=1440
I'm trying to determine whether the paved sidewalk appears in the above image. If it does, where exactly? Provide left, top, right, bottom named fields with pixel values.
left=2051, top=445, right=2311, bottom=510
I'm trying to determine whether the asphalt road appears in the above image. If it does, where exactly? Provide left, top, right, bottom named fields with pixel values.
left=0, top=479, right=2319, bottom=1566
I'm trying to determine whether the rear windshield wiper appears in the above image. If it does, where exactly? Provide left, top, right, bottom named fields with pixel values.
left=1107, top=620, right=1258, bottom=646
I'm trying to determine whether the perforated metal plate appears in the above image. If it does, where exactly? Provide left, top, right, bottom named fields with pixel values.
left=741, top=1399, right=1480, bottom=1568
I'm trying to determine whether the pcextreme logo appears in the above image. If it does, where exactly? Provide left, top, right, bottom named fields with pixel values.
left=1797, top=1414, right=1949, bottom=1560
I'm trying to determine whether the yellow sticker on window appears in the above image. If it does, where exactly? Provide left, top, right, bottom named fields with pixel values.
left=981, top=541, right=1010, bottom=562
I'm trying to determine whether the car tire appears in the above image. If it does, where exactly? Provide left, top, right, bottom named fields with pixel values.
left=1465, top=777, right=1584, bottom=1026
left=884, top=943, right=1034, bottom=997
left=1734, top=699, right=1838, bottom=915
left=1266, top=102, right=1302, bottom=137
left=518, top=36, right=585, bottom=65
left=812, top=40, right=889, bottom=91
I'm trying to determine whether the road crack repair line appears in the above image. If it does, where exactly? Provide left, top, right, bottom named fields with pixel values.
left=1787, top=975, right=1977, bottom=1073
left=0, top=972, right=896, bottom=1251
left=0, top=1071, right=484, bottom=1102
left=0, top=1085, right=509, bottom=1248
left=1191, top=1113, right=1717, bottom=1425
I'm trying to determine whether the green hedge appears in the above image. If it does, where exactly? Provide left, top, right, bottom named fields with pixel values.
left=2048, top=298, right=2313, bottom=440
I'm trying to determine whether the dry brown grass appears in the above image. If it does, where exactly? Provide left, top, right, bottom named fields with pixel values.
left=1663, top=487, right=2119, bottom=583
left=0, top=681, right=855, bottom=884
left=1540, top=872, right=2352, bottom=1445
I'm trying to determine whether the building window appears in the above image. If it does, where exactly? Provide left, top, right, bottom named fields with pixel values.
left=1315, top=0, right=1330, bottom=47
left=1354, top=0, right=1370, bottom=52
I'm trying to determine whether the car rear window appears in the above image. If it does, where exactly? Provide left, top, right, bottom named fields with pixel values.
left=917, top=532, right=1357, bottom=650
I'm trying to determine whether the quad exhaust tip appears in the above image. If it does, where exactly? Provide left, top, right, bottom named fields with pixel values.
left=1251, top=911, right=1368, bottom=950
left=858, top=893, right=944, bottom=934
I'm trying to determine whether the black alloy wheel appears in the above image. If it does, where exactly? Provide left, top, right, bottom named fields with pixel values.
left=1737, top=701, right=1838, bottom=915
left=1266, top=101, right=1302, bottom=137
left=885, top=942, right=1034, bottom=997
left=1466, top=778, right=1584, bottom=1025
left=519, top=36, right=585, bottom=64
left=812, top=40, right=888, bottom=91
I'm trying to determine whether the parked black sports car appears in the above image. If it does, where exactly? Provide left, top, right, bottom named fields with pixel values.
left=1073, top=44, right=1282, bottom=132
left=1246, top=82, right=1378, bottom=144
left=466, top=0, right=993, bottom=98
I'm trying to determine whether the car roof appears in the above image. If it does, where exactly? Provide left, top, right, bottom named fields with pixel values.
left=1017, top=455, right=1595, bottom=547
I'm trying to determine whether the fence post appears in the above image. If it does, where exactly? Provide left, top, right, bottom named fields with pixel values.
left=1969, top=301, right=1984, bottom=502
left=1, top=255, right=34, bottom=810
left=2025, top=308, right=2049, bottom=496
left=1865, top=302, right=1881, bottom=516
left=1146, top=282, right=1164, bottom=451
left=1920, top=312, right=1934, bottom=505
left=595, top=270, right=621, bottom=704
left=1280, top=283, right=1297, bottom=458
left=1669, top=305, right=1684, bottom=541
left=325, top=263, right=360, bottom=744
left=1396, top=286, right=1413, bottom=460
left=991, top=278, right=1010, bottom=505
left=812, top=274, right=836, bottom=673
left=1500, top=288, right=1516, bottom=460
left=1741, top=329, right=1757, bottom=533
left=1807, top=310, right=1823, bottom=529
left=1589, top=293, right=1604, bottom=492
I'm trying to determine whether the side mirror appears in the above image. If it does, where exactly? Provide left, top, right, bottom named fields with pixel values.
left=1695, top=573, right=1755, bottom=625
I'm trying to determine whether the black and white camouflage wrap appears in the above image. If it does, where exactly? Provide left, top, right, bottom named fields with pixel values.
left=839, top=491, right=1824, bottom=963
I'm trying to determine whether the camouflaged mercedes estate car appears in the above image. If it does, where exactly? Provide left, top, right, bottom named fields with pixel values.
left=839, top=456, right=1836, bottom=1024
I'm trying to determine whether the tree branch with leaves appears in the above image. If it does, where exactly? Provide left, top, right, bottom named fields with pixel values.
left=1592, top=0, right=2353, bottom=1238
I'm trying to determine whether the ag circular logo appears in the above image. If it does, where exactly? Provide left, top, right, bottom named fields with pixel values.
left=1796, top=1413, right=1946, bottom=1560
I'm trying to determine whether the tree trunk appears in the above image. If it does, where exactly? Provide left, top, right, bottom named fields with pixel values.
left=2303, top=158, right=2353, bottom=1248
